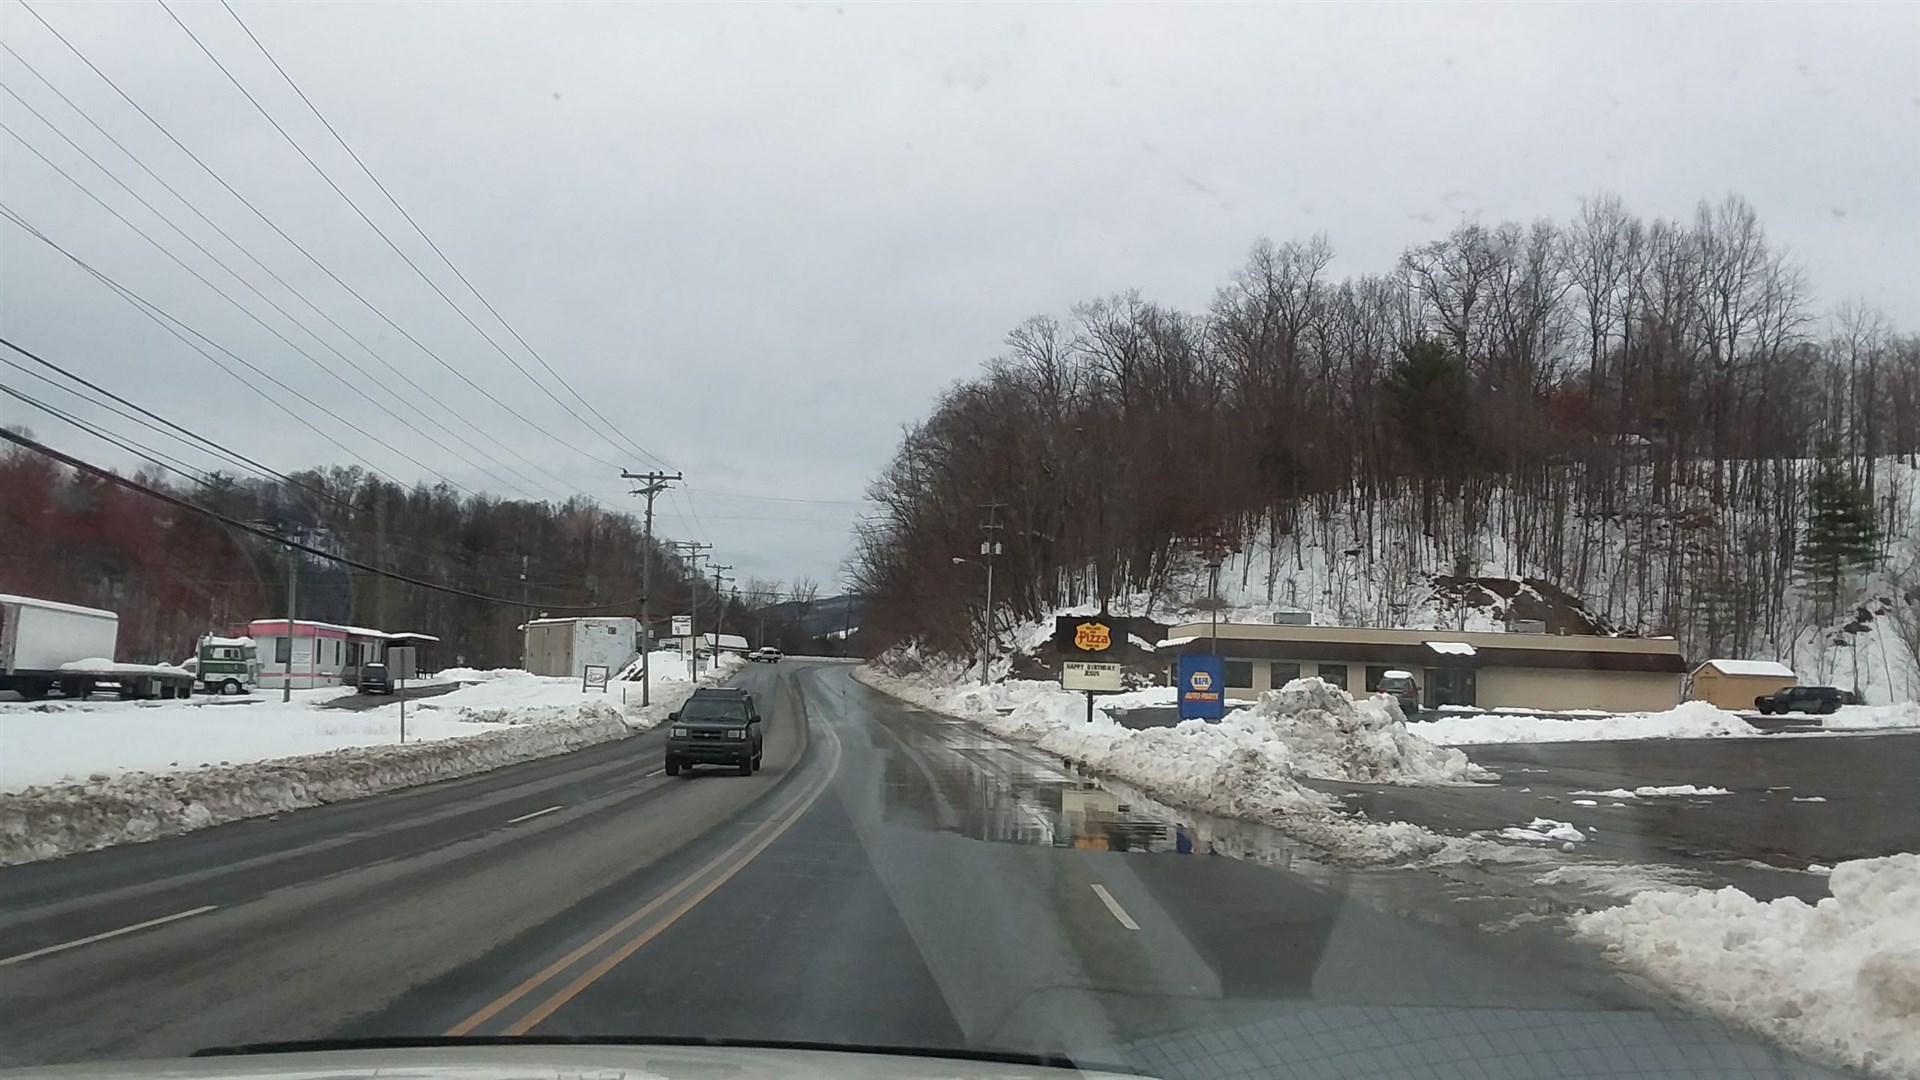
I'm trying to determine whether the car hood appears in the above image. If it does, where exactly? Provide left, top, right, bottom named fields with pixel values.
left=0, top=1043, right=1144, bottom=1080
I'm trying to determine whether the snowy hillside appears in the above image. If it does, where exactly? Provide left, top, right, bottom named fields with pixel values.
left=1086, top=459, right=1920, bottom=704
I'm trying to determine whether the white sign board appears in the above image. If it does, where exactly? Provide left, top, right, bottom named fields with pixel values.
left=1062, top=661, right=1123, bottom=693
left=582, top=663, right=611, bottom=692
left=671, top=615, right=693, bottom=637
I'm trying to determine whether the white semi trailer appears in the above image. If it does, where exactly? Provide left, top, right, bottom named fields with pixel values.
left=0, top=594, right=195, bottom=700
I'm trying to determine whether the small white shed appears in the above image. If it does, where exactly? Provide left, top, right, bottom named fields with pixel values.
left=523, top=617, right=638, bottom=679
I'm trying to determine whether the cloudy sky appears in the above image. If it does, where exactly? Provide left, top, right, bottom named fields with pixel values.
left=2, top=2, right=1915, bottom=588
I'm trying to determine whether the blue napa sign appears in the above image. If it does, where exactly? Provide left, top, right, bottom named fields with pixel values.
left=1177, top=654, right=1226, bottom=721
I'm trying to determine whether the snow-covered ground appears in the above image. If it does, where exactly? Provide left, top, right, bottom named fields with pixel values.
left=1406, top=700, right=1920, bottom=745
left=1575, top=853, right=1920, bottom=1079
left=0, top=654, right=742, bottom=865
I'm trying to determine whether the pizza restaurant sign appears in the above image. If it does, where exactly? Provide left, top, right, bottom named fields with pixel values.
left=1054, top=614, right=1127, bottom=693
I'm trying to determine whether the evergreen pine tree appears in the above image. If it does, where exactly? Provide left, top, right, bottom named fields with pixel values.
left=1796, top=451, right=1881, bottom=614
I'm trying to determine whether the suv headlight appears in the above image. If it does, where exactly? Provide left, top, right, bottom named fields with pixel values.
left=727, top=728, right=745, bottom=739
left=672, top=725, right=689, bottom=738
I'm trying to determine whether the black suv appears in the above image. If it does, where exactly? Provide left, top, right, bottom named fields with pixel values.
left=1753, top=685, right=1860, bottom=714
left=357, top=662, right=392, bottom=694
left=665, top=687, right=764, bottom=776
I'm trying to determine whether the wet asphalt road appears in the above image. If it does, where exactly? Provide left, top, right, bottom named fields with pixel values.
left=0, top=663, right=1855, bottom=1077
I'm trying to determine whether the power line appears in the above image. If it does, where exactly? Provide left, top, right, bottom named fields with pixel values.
left=0, top=141, right=472, bottom=494
left=0, top=334, right=357, bottom=511
left=0, top=427, right=645, bottom=611
left=219, top=0, right=673, bottom=473
left=1, top=382, right=214, bottom=485
left=158, top=0, right=668, bottom=473
left=0, top=87, right=557, bottom=502
left=1, top=205, right=406, bottom=486
left=0, top=49, right=602, bottom=509
left=0, top=198, right=452, bottom=491
left=9, top=4, right=635, bottom=504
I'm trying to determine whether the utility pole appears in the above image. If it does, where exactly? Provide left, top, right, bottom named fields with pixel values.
left=978, top=503, right=1005, bottom=685
left=709, top=564, right=734, bottom=658
left=670, top=540, right=711, bottom=680
left=623, top=470, right=681, bottom=706
left=283, top=547, right=298, bottom=703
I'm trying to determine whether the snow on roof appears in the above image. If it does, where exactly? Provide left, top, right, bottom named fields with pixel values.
left=703, top=632, right=749, bottom=650
left=1698, top=658, right=1795, bottom=678
left=202, top=635, right=254, bottom=647
left=1425, top=640, right=1478, bottom=656
left=1156, top=635, right=1200, bottom=649
left=1, top=594, right=117, bottom=619
left=385, top=631, right=441, bottom=643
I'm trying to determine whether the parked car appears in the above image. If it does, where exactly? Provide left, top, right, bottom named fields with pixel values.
left=1375, top=669, right=1420, bottom=716
left=358, top=662, right=393, bottom=695
left=665, top=686, right=763, bottom=776
left=1753, top=685, right=1859, bottom=714
left=749, top=647, right=782, bottom=663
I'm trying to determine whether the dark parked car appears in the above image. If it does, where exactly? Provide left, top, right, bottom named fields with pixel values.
left=357, top=662, right=392, bottom=695
left=665, top=687, right=763, bottom=776
left=1753, top=685, right=1859, bottom=714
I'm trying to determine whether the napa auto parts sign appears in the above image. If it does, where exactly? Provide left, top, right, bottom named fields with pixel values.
left=1054, top=614, right=1126, bottom=692
left=1177, top=654, right=1226, bottom=720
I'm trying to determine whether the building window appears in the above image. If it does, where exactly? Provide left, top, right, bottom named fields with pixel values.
left=1364, top=665, right=1395, bottom=694
left=274, top=636, right=291, bottom=664
left=1224, top=660, right=1253, bottom=689
left=1269, top=662, right=1301, bottom=688
left=1317, top=663, right=1349, bottom=691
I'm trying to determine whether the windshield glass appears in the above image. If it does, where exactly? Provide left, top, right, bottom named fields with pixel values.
left=679, top=699, right=748, bottom=722
left=0, top=4, right=1913, bottom=1080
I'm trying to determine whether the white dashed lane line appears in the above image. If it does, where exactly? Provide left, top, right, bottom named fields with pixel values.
left=0, top=905, right=219, bottom=968
left=1090, top=883, right=1140, bottom=931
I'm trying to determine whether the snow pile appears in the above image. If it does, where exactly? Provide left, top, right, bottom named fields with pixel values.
left=1572, top=785, right=1733, bottom=798
left=1408, top=701, right=1762, bottom=745
left=1824, top=702, right=1920, bottom=731
left=1497, top=817, right=1586, bottom=844
left=1575, top=853, right=1920, bottom=1078
left=0, top=657, right=743, bottom=865
left=861, top=662, right=1483, bottom=864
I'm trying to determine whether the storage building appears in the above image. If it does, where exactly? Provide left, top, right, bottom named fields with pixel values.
left=523, top=617, right=639, bottom=679
left=1688, top=659, right=1796, bottom=710
left=1158, top=622, right=1687, bottom=713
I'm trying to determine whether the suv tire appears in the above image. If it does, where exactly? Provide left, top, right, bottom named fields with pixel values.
left=664, top=758, right=681, bottom=776
left=737, top=758, right=753, bottom=777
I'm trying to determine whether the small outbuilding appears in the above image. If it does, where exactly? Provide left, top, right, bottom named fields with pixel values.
left=1688, top=659, right=1796, bottom=710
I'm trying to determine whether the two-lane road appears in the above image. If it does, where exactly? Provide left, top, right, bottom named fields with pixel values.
left=0, top=662, right=1849, bottom=1077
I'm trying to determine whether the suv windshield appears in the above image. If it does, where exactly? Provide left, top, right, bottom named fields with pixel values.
left=678, top=699, right=748, bottom=722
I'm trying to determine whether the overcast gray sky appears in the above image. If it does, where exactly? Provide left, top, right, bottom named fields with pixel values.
left=3, top=2, right=1916, bottom=587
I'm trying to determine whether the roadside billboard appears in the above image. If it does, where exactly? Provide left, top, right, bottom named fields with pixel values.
left=1177, top=654, right=1226, bottom=720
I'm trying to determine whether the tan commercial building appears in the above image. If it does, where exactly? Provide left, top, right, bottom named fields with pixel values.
left=1159, top=622, right=1686, bottom=713
left=1688, top=659, right=1796, bottom=710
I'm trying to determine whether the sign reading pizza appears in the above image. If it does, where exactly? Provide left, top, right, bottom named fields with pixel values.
left=1054, top=614, right=1124, bottom=658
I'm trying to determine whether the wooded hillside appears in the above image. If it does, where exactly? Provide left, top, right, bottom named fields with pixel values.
left=851, top=195, right=1920, bottom=677
left=0, top=451, right=821, bottom=666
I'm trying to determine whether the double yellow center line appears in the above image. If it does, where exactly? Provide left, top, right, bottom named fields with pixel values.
left=446, top=708, right=843, bottom=1036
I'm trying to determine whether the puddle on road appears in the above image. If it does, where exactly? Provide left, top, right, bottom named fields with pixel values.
left=872, top=715, right=1599, bottom=933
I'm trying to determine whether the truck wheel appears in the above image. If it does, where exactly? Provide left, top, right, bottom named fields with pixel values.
left=737, top=758, right=754, bottom=776
left=221, top=679, right=242, bottom=696
left=664, top=758, right=680, bottom=776
left=18, top=681, right=47, bottom=701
